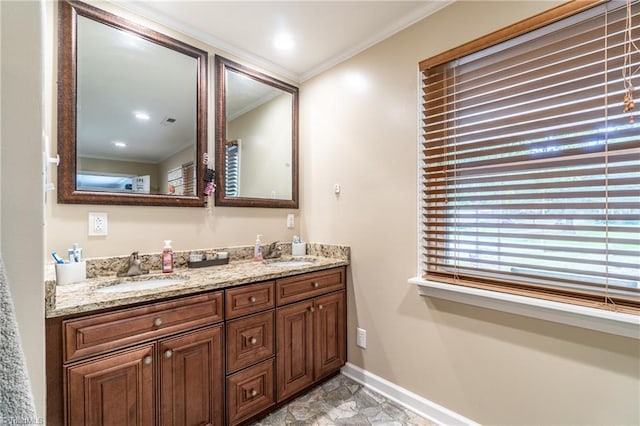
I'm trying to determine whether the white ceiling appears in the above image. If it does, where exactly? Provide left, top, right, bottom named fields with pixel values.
left=115, top=1, right=453, bottom=83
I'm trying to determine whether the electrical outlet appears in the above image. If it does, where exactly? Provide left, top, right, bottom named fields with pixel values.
left=286, top=214, right=295, bottom=229
left=88, top=212, right=108, bottom=236
left=356, top=327, right=367, bottom=349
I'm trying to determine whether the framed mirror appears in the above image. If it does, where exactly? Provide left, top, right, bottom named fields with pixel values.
left=215, top=56, right=299, bottom=208
left=57, top=0, right=208, bottom=207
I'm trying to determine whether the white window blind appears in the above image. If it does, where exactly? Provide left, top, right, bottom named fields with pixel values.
left=225, top=139, right=240, bottom=197
left=421, top=1, right=640, bottom=313
left=182, top=161, right=195, bottom=196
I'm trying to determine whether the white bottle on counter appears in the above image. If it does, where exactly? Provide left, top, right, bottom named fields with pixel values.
left=162, top=240, right=174, bottom=273
left=253, top=234, right=263, bottom=262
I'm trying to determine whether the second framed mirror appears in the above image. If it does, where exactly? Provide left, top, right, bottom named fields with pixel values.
left=215, top=56, right=299, bottom=208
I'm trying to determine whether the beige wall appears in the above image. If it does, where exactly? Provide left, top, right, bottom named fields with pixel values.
left=1, top=0, right=46, bottom=418
left=300, top=1, right=639, bottom=425
left=228, top=93, right=293, bottom=199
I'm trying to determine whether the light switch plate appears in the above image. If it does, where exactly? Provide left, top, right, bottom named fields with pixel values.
left=286, top=214, right=295, bottom=229
left=356, top=327, right=367, bottom=349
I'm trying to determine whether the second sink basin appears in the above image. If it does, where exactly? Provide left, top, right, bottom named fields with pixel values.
left=96, top=278, right=185, bottom=294
left=265, top=260, right=314, bottom=267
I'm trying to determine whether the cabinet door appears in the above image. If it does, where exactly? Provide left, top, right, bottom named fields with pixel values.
left=314, top=291, right=346, bottom=380
left=65, top=344, right=155, bottom=426
left=276, top=300, right=314, bottom=402
left=159, top=325, right=223, bottom=426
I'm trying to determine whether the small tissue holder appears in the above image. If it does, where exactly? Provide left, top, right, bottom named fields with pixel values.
left=55, top=261, right=87, bottom=286
left=292, top=242, right=306, bottom=256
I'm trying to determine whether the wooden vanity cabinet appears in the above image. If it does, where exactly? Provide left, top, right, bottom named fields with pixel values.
left=57, top=292, right=224, bottom=426
left=48, top=267, right=347, bottom=426
left=276, top=268, right=346, bottom=402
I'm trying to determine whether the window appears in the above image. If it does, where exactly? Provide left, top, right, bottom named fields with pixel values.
left=225, top=139, right=240, bottom=197
left=420, top=0, right=639, bottom=314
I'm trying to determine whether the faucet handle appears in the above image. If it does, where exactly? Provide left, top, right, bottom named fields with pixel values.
left=265, top=241, right=282, bottom=259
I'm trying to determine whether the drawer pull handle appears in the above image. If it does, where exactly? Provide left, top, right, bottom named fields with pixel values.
left=250, top=337, right=257, bottom=345
left=250, top=389, right=258, bottom=397
left=154, top=317, right=163, bottom=327
left=313, top=282, right=319, bottom=288
left=309, top=306, right=315, bottom=313
left=143, top=356, right=153, bottom=365
left=318, top=304, right=324, bottom=310
left=249, top=296, right=257, bottom=303
left=164, top=350, right=173, bottom=359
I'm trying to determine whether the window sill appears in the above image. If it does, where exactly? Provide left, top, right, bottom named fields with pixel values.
left=408, top=277, right=639, bottom=340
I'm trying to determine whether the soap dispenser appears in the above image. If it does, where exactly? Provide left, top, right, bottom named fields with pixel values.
left=253, top=235, right=263, bottom=262
left=162, top=240, right=174, bottom=273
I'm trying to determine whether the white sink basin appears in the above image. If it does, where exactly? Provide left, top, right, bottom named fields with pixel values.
left=265, top=260, right=314, bottom=267
left=96, top=278, right=185, bottom=293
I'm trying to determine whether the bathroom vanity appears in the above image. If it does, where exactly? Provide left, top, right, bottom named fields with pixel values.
left=45, top=253, right=348, bottom=426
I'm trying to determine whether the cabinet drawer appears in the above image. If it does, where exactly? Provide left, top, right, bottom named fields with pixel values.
left=225, top=281, right=275, bottom=319
left=63, top=292, right=223, bottom=362
left=226, top=359, right=275, bottom=426
left=276, top=267, right=345, bottom=305
left=226, top=311, right=274, bottom=373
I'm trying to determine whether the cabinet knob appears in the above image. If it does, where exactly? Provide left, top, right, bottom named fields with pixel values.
left=318, top=304, right=324, bottom=310
left=164, top=350, right=173, bottom=359
left=312, top=282, right=319, bottom=288
left=250, top=389, right=258, bottom=397
left=250, top=337, right=257, bottom=345
left=249, top=296, right=257, bottom=303
left=309, top=306, right=315, bottom=313
left=143, top=356, right=152, bottom=365
left=154, top=317, right=163, bottom=327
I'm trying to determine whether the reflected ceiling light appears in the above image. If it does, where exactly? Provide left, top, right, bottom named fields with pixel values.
left=273, top=33, right=295, bottom=51
left=134, top=112, right=150, bottom=120
left=344, top=71, right=370, bottom=93
left=113, top=141, right=127, bottom=148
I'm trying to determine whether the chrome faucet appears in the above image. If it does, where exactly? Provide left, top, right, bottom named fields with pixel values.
left=263, top=241, right=282, bottom=259
left=117, top=251, right=150, bottom=277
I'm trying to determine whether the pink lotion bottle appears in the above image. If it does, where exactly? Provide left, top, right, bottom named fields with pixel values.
left=162, top=240, right=174, bottom=273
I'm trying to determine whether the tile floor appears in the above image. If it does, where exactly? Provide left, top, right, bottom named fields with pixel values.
left=251, top=374, right=437, bottom=425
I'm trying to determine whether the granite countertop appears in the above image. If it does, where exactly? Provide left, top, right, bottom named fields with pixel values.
left=46, top=244, right=349, bottom=318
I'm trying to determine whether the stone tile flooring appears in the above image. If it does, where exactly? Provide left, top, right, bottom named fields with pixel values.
left=251, top=374, right=437, bottom=425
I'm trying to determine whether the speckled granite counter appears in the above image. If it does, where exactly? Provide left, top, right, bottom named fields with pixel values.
left=46, top=243, right=349, bottom=318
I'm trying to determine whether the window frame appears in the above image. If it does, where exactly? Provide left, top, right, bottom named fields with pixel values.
left=417, top=0, right=639, bottom=317
left=224, top=139, right=241, bottom=197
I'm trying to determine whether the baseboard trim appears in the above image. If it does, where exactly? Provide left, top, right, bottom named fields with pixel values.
left=341, top=362, right=479, bottom=426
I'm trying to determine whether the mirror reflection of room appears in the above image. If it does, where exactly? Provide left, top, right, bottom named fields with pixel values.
left=75, top=14, right=197, bottom=196
left=224, top=69, right=293, bottom=200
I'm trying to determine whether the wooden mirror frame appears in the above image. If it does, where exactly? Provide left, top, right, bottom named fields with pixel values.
left=57, top=0, right=208, bottom=207
left=214, top=56, right=299, bottom=209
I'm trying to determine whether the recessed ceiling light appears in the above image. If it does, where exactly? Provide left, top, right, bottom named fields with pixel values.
left=134, top=112, right=150, bottom=120
left=273, top=33, right=295, bottom=51
left=113, top=141, right=127, bottom=148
